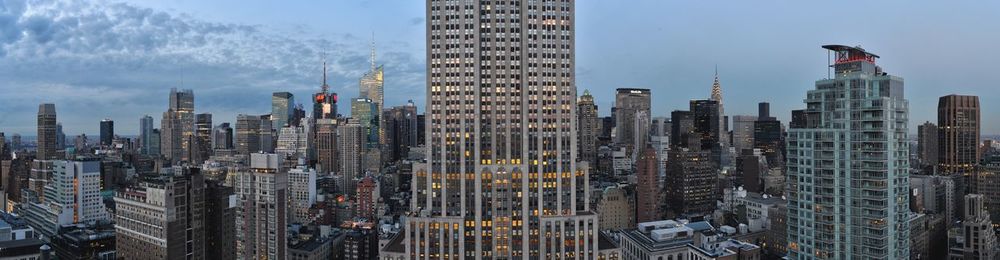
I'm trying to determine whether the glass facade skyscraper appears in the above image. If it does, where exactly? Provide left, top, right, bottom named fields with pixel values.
left=786, top=45, right=909, bottom=259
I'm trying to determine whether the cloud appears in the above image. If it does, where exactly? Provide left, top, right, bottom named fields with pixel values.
left=0, top=0, right=425, bottom=135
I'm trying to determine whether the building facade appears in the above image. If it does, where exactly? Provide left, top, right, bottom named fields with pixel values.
left=114, top=168, right=206, bottom=260
left=917, top=121, right=938, bottom=169
left=786, top=45, right=909, bottom=259
left=235, top=153, right=288, bottom=260
left=37, top=103, right=58, bottom=160
left=615, top=88, right=652, bottom=159
left=578, top=90, right=600, bottom=166
left=635, top=145, right=661, bottom=223
left=937, top=95, right=980, bottom=175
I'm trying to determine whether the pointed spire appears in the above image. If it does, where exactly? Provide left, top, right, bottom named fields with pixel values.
left=321, top=61, right=329, bottom=93
left=711, top=65, right=723, bottom=102
left=370, top=32, right=377, bottom=73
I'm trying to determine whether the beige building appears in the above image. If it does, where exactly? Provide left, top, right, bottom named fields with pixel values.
left=595, top=185, right=635, bottom=230
left=114, top=168, right=205, bottom=260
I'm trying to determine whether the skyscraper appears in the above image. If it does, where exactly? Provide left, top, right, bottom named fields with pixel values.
left=235, top=153, right=287, bottom=260
left=664, top=147, right=717, bottom=217
left=236, top=114, right=269, bottom=157
left=192, top=113, right=213, bottom=164
left=360, top=37, right=385, bottom=149
left=917, top=121, right=938, bottom=168
left=786, top=45, right=909, bottom=259
left=140, top=115, right=155, bottom=155
left=403, top=1, right=598, bottom=258
left=37, top=103, right=57, bottom=160
left=635, top=145, right=661, bottom=223
left=338, top=123, right=365, bottom=197
left=114, top=168, right=206, bottom=259
left=578, top=90, right=599, bottom=166
left=615, top=88, right=652, bottom=159
left=287, top=161, right=317, bottom=224
left=710, top=68, right=728, bottom=148
left=313, top=63, right=338, bottom=120
left=100, top=118, right=114, bottom=146
left=276, top=125, right=309, bottom=160
left=213, top=122, right=234, bottom=150
left=937, top=94, right=980, bottom=175
left=272, top=92, right=295, bottom=130
left=55, top=123, right=65, bottom=150
left=315, top=119, right=338, bottom=174
left=351, top=98, right=380, bottom=147
left=690, top=99, right=723, bottom=165
left=731, top=115, right=757, bottom=153
left=384, top=101, right=419, bottom=163
left=162, top=88, right=195, bottom=162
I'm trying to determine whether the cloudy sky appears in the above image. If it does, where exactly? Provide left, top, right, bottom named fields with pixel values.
left=1, top=0, right=999, bottom=136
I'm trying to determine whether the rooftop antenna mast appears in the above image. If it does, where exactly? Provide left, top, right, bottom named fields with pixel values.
left=370, top=32, right=376, bottom=72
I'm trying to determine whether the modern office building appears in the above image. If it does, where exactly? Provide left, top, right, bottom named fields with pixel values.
left=236, top=114, right=273, bottom=157
left=55, top=123, right=65, bottom=150
left=213, top=122, right=234, bottom=150
left=384, top=101, right=419, bottom=163
left=400, top=1, right=599, bottom=258
left=192, top=113, right=213, bottom=164
left=753, top=115, right=783, bottom=169
left=690, top=99, right=723, bottom=165
left=140, top=115, right=155, bottom=155
left=664, top=147, right=717, bottom=218
left=235, top=153, right=288, bottom=260
left=272, top=92, right=295, bottom=130
left=731, top=115, right=757, bottom=153
left=114, top=168, right=206, bottom=259
left=100, top=119, right=114, bottom=146
left=37, top=103, right=58, bottom=160
left=578, top=90, right=600, bottom=166
left=161, top=88, right=195, bottom=162
left=351, top=98, right=380, bottom=148
left=616, top=88, right=652, bottom=159
left=917, top=121, right=938, bottom=169
left=786, top=45, right=909, bottom=259
left=360, top=40, right=385, bottom=148
left=937, top=94, right=980, bottom=175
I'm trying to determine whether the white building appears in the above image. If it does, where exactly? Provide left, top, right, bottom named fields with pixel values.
left=23, top=159, right=108, bottom=239
left=276, top=125, right=309, bottom=160
left=287, top=161, right=317, bottom=225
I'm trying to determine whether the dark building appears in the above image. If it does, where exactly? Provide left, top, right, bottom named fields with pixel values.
left=383, top=101, right=418, bottom=164
left=753, top=117, right=783, bottom=169
left=737, top=149, right=766, bottom=193
left=670, top=110, right=695, bottom=148
left=99, top=161, right=128, bottom=191
left=0, top=238, right=46, bottom=259
left=191, top=113, right=213, bottom=164
left=937, top=95, right=980, bottom=175
left=205, top=179, right=236, bottom=260
left=415, top=114, right=425, bottom=146
left=114, top=168, right=206, bottom=259
left=213, top=122, right=234, bottom=150
left=578, top=90, right=600, bottom=166
left=664, top=148, right=717, bottom=217
left=918, top=121, right=939, bottom=170
left=690, top=99, right=722, bottom=164
left=343, top=227, right=378, bottom=260
left=37, top=103, right=58, bottom=160
left=614, top=88, right=652, bottom=158
left=758, top=102, right=772, bottom=120
left=100, top=119, right=114, bottom=147
left=50, top=224, right=117, bottom=260
left=313, top=63, right=339, bottom=120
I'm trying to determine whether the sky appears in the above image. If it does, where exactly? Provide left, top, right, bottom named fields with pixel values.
left=1, top=0, right=999, bottom=136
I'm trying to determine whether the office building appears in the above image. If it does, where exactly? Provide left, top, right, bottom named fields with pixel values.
left=235, top=153, right=288, bottom=260
left=917, top=122, right=938, bottom=169
left=753, top=116, right=783, bottom=169
left=277, top=125, right=309, bottom=160
left=140, top=115, right=155, bottom=155
left=399, top=1, right=599, bottom=258
left=191, top=113, right=213, bottom=164
left=594, top=185, right=635, bottom=231
left=213, top=122, right=234, bottom=150
left=273, top=92, right=295, bottom=130
left=55, top=123, right=65, bottom=150
left=974, top=155, right=1000, bottom=223
left=616, top=88, right=652, bottom=159
left=731, top=115, right=757, bottom=153
left=236, top=114, right=273, bottom=157
left=315, top=119, right=338, bottom=174
left=664, top=148, right=717, bottom=217
left=690, top=99, right=723, bottom=165
left=579, top=90, right=600, bottom=165
left=161, top=88, right=195, bottom=162
left=786, top=45, right=909, bottom=259
left=338, top=123, right=365, bottom=196
left=710, top=69, right=728, bottom=149
left=114, top=168, right=206, bottom=259
left=37, top=103, right=58, bottom=160
left=384, top=101, right=419, bottom=163
left=360, top=39, right=385, bottom=148
left=351, top=98, right=380, bottom=148
left=636, top=145, right=661, bottom=223
left=100, top=119, right=114, bottom=147
left=938, top=94, right=980, bottom=175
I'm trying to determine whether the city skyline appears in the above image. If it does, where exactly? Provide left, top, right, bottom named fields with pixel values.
left=1, top=1, right=1000, bottom=135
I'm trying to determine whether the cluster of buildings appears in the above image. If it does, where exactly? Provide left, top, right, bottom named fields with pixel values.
left=1, top=1, right=999, bottom=260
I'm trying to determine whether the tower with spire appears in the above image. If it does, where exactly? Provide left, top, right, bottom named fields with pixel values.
left=711, top=66, right=729, bottom=152
left=359, top=33, right=385, bottom=148
left=313, top=62, right=338, bottom=120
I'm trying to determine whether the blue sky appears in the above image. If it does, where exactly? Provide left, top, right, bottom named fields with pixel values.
left=1, top=0, right=999, bottom=135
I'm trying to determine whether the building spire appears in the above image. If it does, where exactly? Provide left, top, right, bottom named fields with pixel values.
left=321, top=61, right=329, bottom=93
left=369, top=32, right=377, bottom=73
left=711, top=65, right=723, bottom=102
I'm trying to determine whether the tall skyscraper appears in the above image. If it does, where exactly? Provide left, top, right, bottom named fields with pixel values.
left=635, top=145, right=661, bottom=223
left=192, top=113, right=213, bottom=164
left=37, top=103, right=57, bottom=160
left=403, top=1, right=598, bottom=258
left=55, top=123, right=65, bottom=150
left=315, top=119, right=338, bottom=174
left=578, top=90, right=599, bottom=166
left=615, top=88, right=652, bottom=159
left=937, top=94, right=980, bottom=175
left=272, top=92, right=295, bottom=130
left=351, top=98, right=380, bottom=147
left=114, top=168, right=206, bottom=259
left=162, top=88, right=195, bottom=162
left=235, top=114, right=271, bottom=157
left=731, top=115, right=757, bottom=153
left=235, top=153, right=287, bottom=260
left=140, top=115, right=155, bottom=155
left=360, top=37, right=385, bottom=149
left=710, top=68, right=728, bottom=148
left=786, top=45, right=909, bottom=259
left=338, top=123, right=365, bottom=197
left=384, top=101, right=419, bottom=163
left=917, top=121, right=939, bottom=168
left=313, top=62, right=339, bottom=120
left=690, top=99, right=722, bottom=165
left=664, top=147, right=717, bottom=217
left=753, top=115, right=783, bottom=169
left=100, top=118, right=114, bottom=146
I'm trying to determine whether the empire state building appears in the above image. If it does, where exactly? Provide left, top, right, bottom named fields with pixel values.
left=400, top=0, right=598, bottom=259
